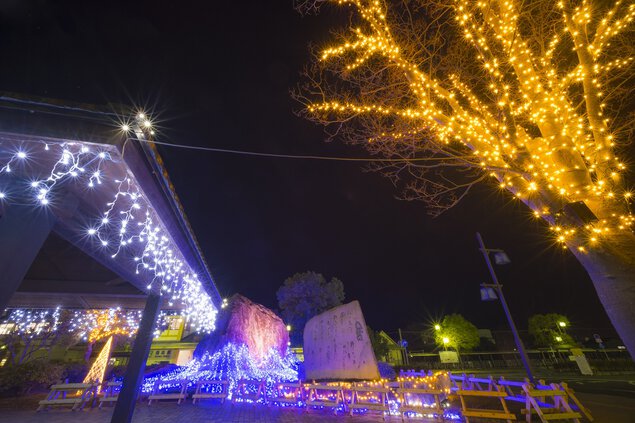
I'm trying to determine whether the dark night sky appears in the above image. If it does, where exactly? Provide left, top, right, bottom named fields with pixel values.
left=0, top=0, right=617, bottom=334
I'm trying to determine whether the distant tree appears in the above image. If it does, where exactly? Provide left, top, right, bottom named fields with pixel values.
left=367, top=327, right=391, bottom=361
left=434, top=314, right=480, bottom=352
left=276, top=271, right=345, bottom=343
left=73, top=309, right=142, bottom=362
left=528, top=314, right=575, bottom=348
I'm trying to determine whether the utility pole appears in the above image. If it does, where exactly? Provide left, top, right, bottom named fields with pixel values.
left=476, top=232, right=535, bottom=383
left=398, top=328, right=409, bottom=365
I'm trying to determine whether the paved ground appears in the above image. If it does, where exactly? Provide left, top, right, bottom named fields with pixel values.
left=1, top=373, right=634, bottom=423
left=0, top=401, right=431, bottom=423
left=1, top=394, right=634, bottom=423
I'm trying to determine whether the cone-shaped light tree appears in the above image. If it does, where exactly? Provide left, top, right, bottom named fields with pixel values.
left=296, top=0, right=635, bottom=357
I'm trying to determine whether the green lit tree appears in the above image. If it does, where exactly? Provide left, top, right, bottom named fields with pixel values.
left=276, top=271, right=345, bottom=343
left=528, top=313, right=575, bottom=348
left=434, top=314, right=480, bottom=352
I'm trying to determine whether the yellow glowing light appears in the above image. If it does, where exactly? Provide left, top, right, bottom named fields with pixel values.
left=83, top=336, right=113, bottom=393
left=86, top=309, right=136, bottom=343
left=303, top=0, right=634, bottom=254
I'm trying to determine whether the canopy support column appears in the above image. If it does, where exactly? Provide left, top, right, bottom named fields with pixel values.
left=111, top=293, right=161, bottom=423
left=0, top=206, right=56, bottom=311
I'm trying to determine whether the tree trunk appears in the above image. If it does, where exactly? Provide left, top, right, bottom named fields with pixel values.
left=569, top=231, right=635, bottom=361
left=85, top=342, right=94, bottom=363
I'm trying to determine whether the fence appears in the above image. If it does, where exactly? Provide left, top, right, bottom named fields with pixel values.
left=406, top=349, right=633, bottom=372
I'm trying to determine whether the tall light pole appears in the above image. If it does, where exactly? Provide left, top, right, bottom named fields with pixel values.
left=476, top=232, right=535, bottom=383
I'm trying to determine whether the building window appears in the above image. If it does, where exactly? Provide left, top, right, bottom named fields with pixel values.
left=168, top=317, right=182, bottom=331
left=0, top=323, right=15, bottom=335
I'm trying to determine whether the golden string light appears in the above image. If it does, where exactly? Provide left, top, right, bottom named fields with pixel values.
left=306, top=0, right=635, bottom=250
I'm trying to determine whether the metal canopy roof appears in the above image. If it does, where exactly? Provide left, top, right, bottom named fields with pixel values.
left=0, top=94, right=220, bottom=329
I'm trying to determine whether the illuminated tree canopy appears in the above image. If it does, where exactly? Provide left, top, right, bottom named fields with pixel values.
left=296, top=0, right=635, bottom=358
left=435, top=314, right=480, bottom=352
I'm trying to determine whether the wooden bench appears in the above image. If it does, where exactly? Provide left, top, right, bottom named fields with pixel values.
left=304, top=383, right=345, bottom=414
left=268, top=381, right=303, bottom=406
left=522, top=383, right=582, bottom=422
left=498, top=377, right=529, bottom=404
left=37, top=383, right=97, bottom=412
left=451, top=373, right=486, bottom=393
left=98, top=381, right=122, bottom=408
left=400, top=369, right=432, bottom=378
left=348, top=383, right=390, bottom=419
left=232, top=379, right=265, bottom=405
left=457, top=386, right=517, bottom=422
left=462, top=375, right=497, bottom=391
left=147, top=379, right=188, bottom=405
left=397, top=382, right=444, bottom=421
left=192, top=380, right=229, bottom=404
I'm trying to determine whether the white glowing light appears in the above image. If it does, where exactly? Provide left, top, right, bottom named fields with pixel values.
left=137, top=113, right=145, bottom=120
left=0, top=192, right=5, bottom=199
left=143, top=120, right=152, bottom=128
left=0, top=129, right=218, bottom=332
left=121, top=124, right=130, bottom=132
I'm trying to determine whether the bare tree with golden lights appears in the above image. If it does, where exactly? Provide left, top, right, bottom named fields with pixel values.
left=295, top=0, right=635, bottom=357
left=74, top=309, right=140, bottom=362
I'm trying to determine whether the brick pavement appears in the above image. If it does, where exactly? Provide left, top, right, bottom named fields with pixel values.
left=0, top=401, right=436, bottom=423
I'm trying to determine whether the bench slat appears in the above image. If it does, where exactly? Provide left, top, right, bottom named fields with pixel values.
left=39, top=399, right=83, bottom=405
left=457, top=389, right=507, bottom=397
left=463, top=409, right=516, bottom=419
left=398, top=388, right=442, bottom=395
left=50, top=383, right=92, bottom=390
left=541, top=412, right=582, bottom=420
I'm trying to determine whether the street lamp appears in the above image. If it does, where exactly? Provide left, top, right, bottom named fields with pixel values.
left=476, top=232, right=535, bottom=383
left=442, top=337, right=450, bottom=350
left=555, top=336, right=563, bottom=343
left=558, top=321, right=567, bottom=328
left=434, top=324, right=441, bottom=331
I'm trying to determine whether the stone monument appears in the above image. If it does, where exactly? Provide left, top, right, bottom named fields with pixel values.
left=303, top=300, right=380, bottom=380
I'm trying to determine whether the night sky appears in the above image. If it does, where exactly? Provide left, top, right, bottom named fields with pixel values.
left=0, top=0, right=617, bottom=334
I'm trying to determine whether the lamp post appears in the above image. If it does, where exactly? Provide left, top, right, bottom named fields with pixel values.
left=476, top=232, right=535, bottom=383
left=442, top=337, right=450, bottom=351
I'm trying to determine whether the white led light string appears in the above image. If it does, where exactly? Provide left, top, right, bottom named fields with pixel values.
left=0, top=135, right=217, bottom=333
